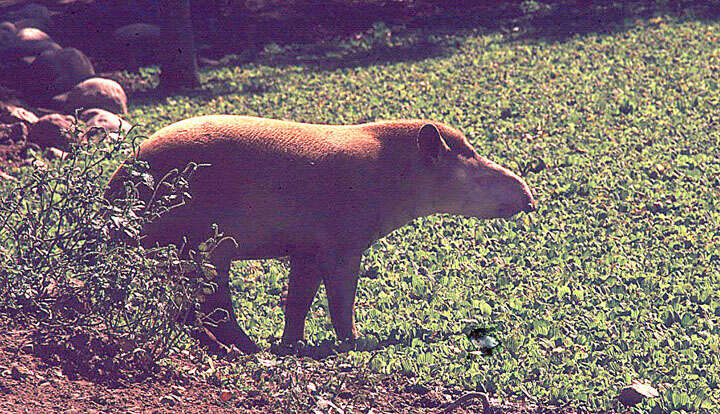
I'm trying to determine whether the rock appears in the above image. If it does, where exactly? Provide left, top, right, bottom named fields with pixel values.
left=0, top=21, right=16, bottom=35
left=79, top=108, right=130, bottom=136
left=15, top=27, right=50, bottom=43
left=6, top=4, right=52, bottom=22
left=13, top=18, right=50, bottom=33
left=113, top=23, right=161, bottom=45
left=0, top=86, right=24, bottom=106
left=65, top=77, right=128, bottom=115
left=0, top=170, right=16, bottom=181
left=0, top=22, right=16, bottom=49
left=28, top=113, right=75, bottom=149
left=0, top=122, right=28, bottom=144
left=10, top=38, right=60, bottom=58
left=8, top=27, right=59, bottom=58
left=112, top=23, right=161, bottom=70
left=49, top=92, right=68, bottom=110
left=0, top=102, right=39, bottom=124
left=45, top=147, right=68, bottom=160
left=25, top=47, right=95, bottom=100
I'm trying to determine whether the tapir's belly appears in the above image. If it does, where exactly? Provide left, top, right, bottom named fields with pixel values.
left=145, top=183, right=375, bottom=260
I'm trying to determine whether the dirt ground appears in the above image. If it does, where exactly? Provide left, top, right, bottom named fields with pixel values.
left=0, top=314, right=586, bottom=413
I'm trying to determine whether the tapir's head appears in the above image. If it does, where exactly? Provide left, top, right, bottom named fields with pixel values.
left=414, top=123, right=536, bottom=219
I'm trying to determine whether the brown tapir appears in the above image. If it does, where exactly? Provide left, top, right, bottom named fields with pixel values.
left=106, top=115, right=536, bottom=353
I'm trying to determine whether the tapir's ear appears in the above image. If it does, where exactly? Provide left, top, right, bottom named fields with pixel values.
left=417, top=124, right=447, bottom=165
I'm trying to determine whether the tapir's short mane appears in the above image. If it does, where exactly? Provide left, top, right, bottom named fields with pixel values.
left=365, top=119, right=476, bottom=159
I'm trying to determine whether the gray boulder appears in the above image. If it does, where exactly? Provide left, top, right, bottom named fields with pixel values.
left=112, top=23, right=161, bottom=70
left=6, top=4, right=52, bottom=22
left=13, top=18, right=51, bottom=33
left=64, top=77, right=128, bottom=115
left=0, top=102, right=39, bottom=124
left=25, top=47, right=95, bottom=100
left=0, top=22, right=16, bottom=50
left=0, top=21, right=16, bottom=34
left=113, top=23, right=161, bottom=44
left=80, top=108, right=131, bottom=138
left=0, top=122, right=28, bottom=144
left=28, top=113, right=75, bottom=149
left=8, top=27, right=59, bottom=57
left=15, top=27, right=49, bottom=42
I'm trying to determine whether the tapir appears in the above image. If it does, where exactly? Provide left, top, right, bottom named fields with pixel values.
left=105, top=115, right=536, bottom=353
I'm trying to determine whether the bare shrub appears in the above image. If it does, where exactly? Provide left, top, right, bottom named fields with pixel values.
left=0, top=123, right=223, bottom=382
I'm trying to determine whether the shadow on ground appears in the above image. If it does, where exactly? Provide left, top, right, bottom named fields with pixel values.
left=95, top=0, right=720, bottom=103
left=270, top=325, right=460, bottom=360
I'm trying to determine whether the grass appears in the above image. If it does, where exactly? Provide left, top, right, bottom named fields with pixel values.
left=15, top=9, right=720, bottom=413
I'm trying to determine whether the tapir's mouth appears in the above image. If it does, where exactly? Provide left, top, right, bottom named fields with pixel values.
left=498, top=201, right=535, bottom=218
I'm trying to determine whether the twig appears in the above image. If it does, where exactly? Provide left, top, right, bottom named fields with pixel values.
left=440, top=392, right=490, bottom=414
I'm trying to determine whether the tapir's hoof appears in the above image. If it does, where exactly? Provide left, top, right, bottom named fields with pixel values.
left=236, top=338, right=261, bottom=354
left=270, top=342, right=293, bottom=356
left=335, top=337, right=358, bottom=353
left=270, top=340, right=304, bottom=356
left=194, top=326, right=261, bottom=355
left=220, top=328, right=260, bottom=354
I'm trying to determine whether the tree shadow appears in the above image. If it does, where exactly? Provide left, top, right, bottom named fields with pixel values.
left=495, top=1, right=720, bottom=44
left=58, top=1, right=720, bottom=103
left=102, top=69, right=275, bottom=107
left=258, top=41, right=449, bottom=72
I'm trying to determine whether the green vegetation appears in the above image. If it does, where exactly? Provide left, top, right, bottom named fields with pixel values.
left=6, top=9, right=720, bottom=413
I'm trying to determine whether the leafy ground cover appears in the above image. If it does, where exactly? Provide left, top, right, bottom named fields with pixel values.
left=3, top=5, right=720, bottom=414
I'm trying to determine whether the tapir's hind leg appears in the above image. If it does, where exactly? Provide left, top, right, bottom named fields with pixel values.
left=144, top=219, right=259, bottom=354
left=282, top=254, right=323, bottom=344
left=193, top=238, right=260, bottom=354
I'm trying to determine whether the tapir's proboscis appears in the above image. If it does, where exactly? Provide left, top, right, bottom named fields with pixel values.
left=106, top=115, right=536, bottom=354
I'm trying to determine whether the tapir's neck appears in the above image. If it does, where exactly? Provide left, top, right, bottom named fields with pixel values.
left=372, top=191, right=431, bottom=241
left=356, top=122, right=447, bottom=243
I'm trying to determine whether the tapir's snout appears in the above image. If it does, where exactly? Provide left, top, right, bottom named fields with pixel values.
left=482, top=163, right=536, bottom=219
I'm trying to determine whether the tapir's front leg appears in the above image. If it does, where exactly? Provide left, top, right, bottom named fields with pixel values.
left=282, top=254, right=323, bottom=343
left=322, top=252, right=362, bottom=341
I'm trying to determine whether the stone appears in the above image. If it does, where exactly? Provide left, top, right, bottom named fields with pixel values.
left=25, top=48, right=95, bottom=99
left=6, top=4, right=52, bottom=22
left=113, top=23, right=161, bottom=45
left=0, top=85, right=25, bottom=106
left=28, top=113, right=75, bottom=149
left=65, top=77, right=128, bottom=115
left=13, top=18, right=50, bottom=33
left=0, top=102, right=39, bottom=124
left=15, top=27, right=50, bottom=43
left=0, top=21, right=16, bottom=35
left=79, top=108, right=131, bottom=135
left=0, top=22, right=16, bottom=48
left=618, top=381, right=660, bottom=407
left=0, top=122, right=28, bottom=144
left=112, top=23, right=161, bottom=70
left=8, top=27, right=59, bottom=58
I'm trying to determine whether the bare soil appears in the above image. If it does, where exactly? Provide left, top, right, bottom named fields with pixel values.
left=0, top=314, right=585, bottom=413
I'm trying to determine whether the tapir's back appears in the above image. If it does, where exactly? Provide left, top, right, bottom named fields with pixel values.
left=118, top=115, right=401, bottom=257
left=139, top=115, right=378, bottom=168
